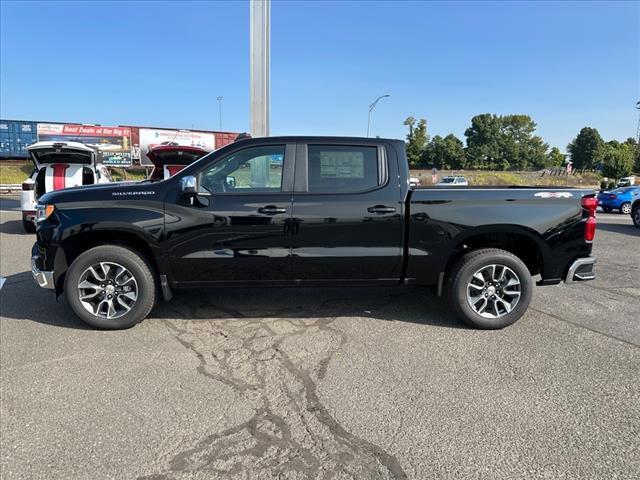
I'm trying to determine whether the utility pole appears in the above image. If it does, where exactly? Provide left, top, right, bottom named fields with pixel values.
left=635, top=101, right=640, bottom=170
left=250, top=0, right=270, bottom=137
left=217, top=96, right=223, bottom=130
left=367, top=94, right=390, bottom=137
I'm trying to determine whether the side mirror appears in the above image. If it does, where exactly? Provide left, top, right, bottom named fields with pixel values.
left=179, top=175, right=197, bottom=196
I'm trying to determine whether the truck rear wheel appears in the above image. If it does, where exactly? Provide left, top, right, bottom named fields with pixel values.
left=64, top=245, right=157, bottom=329
left=446, top=248, right=532, bottom=329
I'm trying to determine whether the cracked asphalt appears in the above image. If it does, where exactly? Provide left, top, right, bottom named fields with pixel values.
left=1, top=195, right=639, bottom=479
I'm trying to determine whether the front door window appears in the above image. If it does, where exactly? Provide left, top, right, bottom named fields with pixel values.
left=199, top=145, right=285, bottom=194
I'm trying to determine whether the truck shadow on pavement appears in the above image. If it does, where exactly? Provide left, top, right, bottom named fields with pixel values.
left=1, top=271, right=466, bottom=331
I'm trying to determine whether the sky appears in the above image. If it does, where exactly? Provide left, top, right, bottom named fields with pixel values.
left=0, top=0, right=638, bottom=151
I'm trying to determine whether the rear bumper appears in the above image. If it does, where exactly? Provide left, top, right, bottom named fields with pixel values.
left=565, top=256, right=596, bottom=284
left=22, top=210, right=36, bottom=223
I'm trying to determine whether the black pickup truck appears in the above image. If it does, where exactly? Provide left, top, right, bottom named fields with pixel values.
left=32, top=136, right=597, bottom=330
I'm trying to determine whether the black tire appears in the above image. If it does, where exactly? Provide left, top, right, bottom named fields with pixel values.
left=620, top=202, right=632, bottom=215
left=632, top=203, right=640, bottom=228
left=64, top=245, right=157, bottom=329
left=22, top=219, right=36, bottom=233
left=446, top=248, right=533, bottom=329
left=602, top=207, right=612, bottom=213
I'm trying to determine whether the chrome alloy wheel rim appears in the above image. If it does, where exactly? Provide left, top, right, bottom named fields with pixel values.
left=77, top=262, right=138, bottom=319
left=466, top=264, right=521, bottom=318
left=621, top=203, right=631, bottom=214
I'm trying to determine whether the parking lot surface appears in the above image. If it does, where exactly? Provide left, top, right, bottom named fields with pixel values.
left=1, top=194, right=639, bottom=480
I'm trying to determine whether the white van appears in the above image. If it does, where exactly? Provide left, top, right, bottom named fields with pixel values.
left=617, top=176, right=636, bottom=187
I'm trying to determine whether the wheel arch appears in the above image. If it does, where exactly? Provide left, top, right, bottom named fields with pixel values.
left=54, top=229, right=163, bottom=294
left=443, top=225, right=549, bottom=281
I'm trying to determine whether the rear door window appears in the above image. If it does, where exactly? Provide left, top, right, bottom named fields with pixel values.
left=306, top=145, right=379, bottom=193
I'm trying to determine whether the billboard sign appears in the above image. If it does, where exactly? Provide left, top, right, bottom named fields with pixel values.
left=37, top=123, right=133, bottom=166
left=138, top=128, right=215, bottom=165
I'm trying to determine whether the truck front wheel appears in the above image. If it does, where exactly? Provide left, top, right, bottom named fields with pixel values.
left=446, top=248, right=532, bottom=329
left=64, top=245, right=157, bottom=329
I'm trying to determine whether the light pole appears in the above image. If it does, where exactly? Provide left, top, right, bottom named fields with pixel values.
left=367, top=94, right=390, bottom=137
left=217, top=96, right=223, bottom=130
left=250, top=0, right=270, bottom=137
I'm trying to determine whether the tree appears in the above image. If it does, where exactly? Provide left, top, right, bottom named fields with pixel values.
left=404, top=117, right=428, bottom=168
left=567, top=127, right=604, bottom=170
left=497, top=115, right=549, bottom=169
left=624, top=137, right=640, bottom=173
left=464, top=114, right=503, bottom=169
left=464, top=113, right=548, bottom=170
left=423, top=134, right=465, bottom=169
left=602, top=141, right=633, bottom=179
left=547, top=147, right=565, bottom=167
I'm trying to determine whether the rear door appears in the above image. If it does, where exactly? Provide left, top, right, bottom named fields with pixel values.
left=290, top=142, right=404, bottom=283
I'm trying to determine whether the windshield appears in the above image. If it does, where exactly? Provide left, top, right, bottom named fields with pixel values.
left=439, top=177, right=455, bottom=184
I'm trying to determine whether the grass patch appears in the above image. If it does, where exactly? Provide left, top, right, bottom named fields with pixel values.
left=410, top=170, right=601, bottom=188
left=110, top=168, right=148, bottom=181
left=0, top=163, right=33, bottom=184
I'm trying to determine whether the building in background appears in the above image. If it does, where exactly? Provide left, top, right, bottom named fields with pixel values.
left=0, top=119, right=239, bottom=165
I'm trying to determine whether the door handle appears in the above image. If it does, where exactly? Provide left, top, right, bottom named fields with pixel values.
left=258, top=205, right=287, bottom=215
left=367, top=205, right=396, bottom=214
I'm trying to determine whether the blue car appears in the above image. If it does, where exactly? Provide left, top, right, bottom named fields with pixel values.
left=597, top=186, right=640, bottom=214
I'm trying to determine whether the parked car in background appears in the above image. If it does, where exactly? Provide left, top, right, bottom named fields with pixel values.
left=409, top=176, right=421, bottom=187
left=21, top=141, right=111, bottom=232
left=597, top=187, right=640, bottom=214
left=147, top=145, right=209, bottom=181
left=436, top=175, right=468, bottom=186
left=617, top=176, right=636, bottom=187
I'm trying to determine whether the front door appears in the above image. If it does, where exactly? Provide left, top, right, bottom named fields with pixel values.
left=165, top=143, right=295, bottom=286
left=290, top=142, right=405, bottom=283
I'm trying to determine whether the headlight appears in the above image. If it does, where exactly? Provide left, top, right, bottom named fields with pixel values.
left=35, top=204, right=55, bottom=223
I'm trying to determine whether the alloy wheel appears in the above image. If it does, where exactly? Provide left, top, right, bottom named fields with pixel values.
left=77, top=262, right=138, bottom=319
left=466, top=264, right=522, bottom=318
left=621, top=203, right=632, bottom=215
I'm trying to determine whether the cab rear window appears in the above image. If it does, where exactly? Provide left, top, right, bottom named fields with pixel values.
left=307, top=145, right=379, bottom=193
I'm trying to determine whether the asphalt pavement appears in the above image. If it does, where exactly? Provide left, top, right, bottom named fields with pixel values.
left=1, top=194, right=638, bottom=480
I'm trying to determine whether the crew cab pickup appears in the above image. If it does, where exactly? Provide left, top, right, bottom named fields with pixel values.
left=31, top=136, right=597, bottom=330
